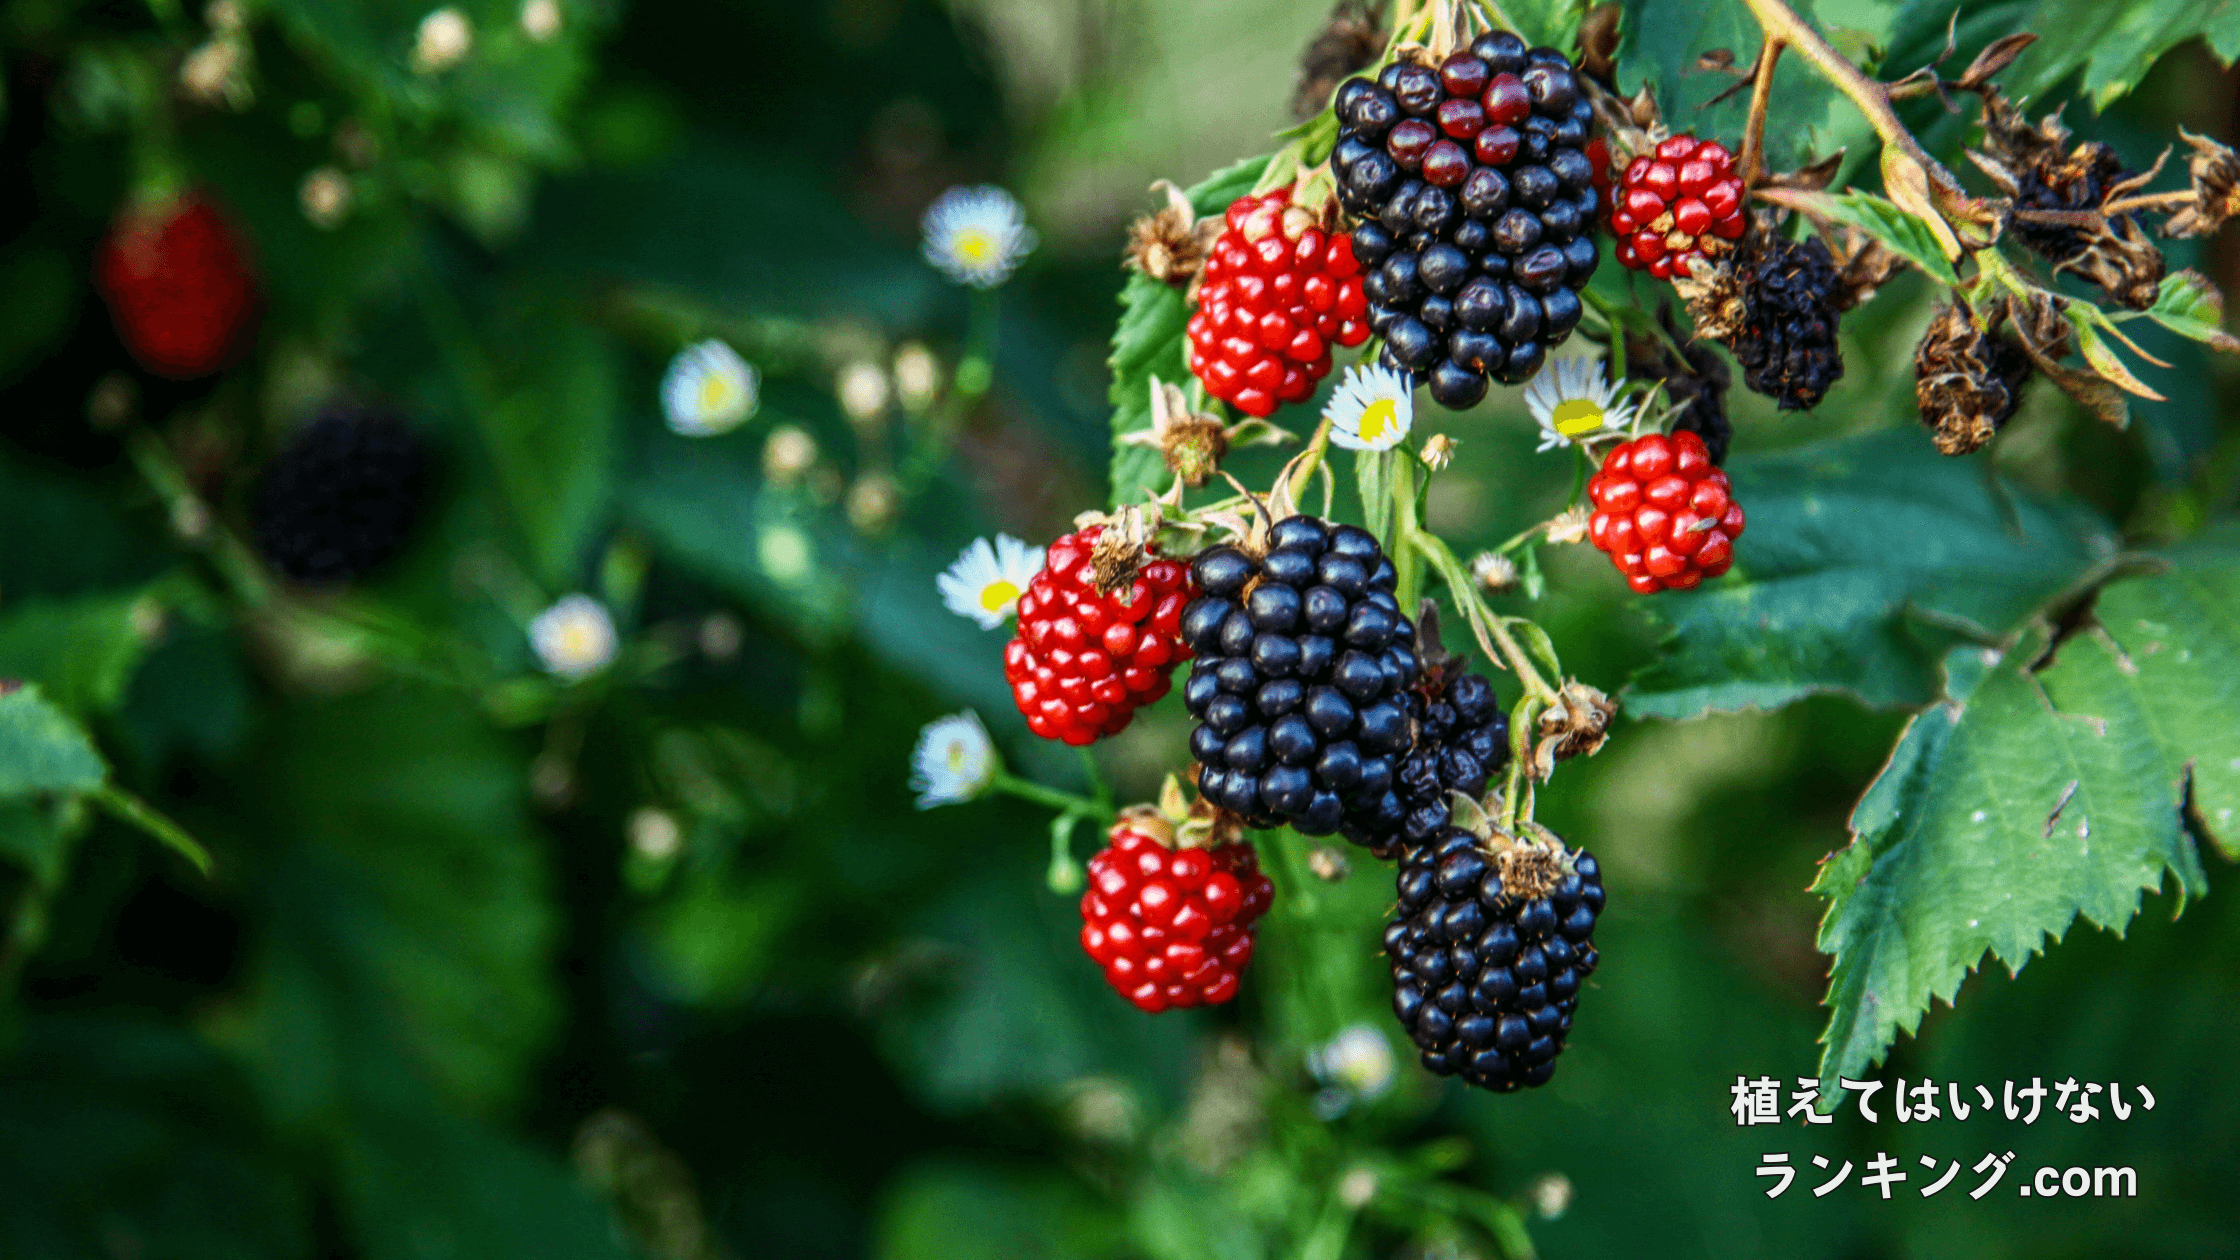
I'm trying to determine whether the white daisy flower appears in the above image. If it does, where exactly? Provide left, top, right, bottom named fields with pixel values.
left=661, top=339, right=760, bottom=437
left=936, top=535, right=1044, bottom=629
left=921, top=185, right=1037, bottom=288
left=411, top=7, right=473, bottom=73
left=1325, top=364, right=1416, bottom=452
left=529, top=594, right=618, bottom=680
left=1525, top=356, right=1635, bottom=452
left=910, top=711, right=997, bottom=809
left=1307, top=1024, right=1396, bottom=1101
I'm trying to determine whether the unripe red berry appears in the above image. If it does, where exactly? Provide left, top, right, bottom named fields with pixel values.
left=1186, top=189, right=1370, bottom=417
left=1607, top=134, right=1747, bottom=281
left=1005, top=525, right=1197, bottom=744
left=1585, top=430, right=1745, bottom=593
left=96, top=191, right=258, bottom=378
left=1079, top=812, right=1274, bottom=1012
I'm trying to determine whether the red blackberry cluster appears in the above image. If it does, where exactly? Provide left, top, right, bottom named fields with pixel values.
left=1080, top=810, right=1274, bottom=1012
left=1586, top=430, right=1744, bottom=593
left=1187, top=189, right=1372, bottom=417
left=252, top=407, right=430, bottom=585
left=1180, top=516, right=1419, bottom=835
left=1385, top=827, right=1602, bottom=1091
left=1331, top=31, right=1601, bottom=409
left=1729, top=235, right=1844, bottom=410
left=1006, top=525, right=1196, bottom=745
left=96, top=191, right=258, bottom=379
left=1610, top=135, right=1747, bottom=278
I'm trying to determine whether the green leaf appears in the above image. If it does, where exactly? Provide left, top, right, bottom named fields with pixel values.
left=1776, top=190, right=1960, bottom=284
left=1882, top=0, right=2240, bottom=112
left=483, top=324, right=621, bottom=587
left=0, top=685, right=107, bottom=800
left=333, top=1106, right=629, bottom=1260
left=1625, top=430, right=2115, bottom=720
left=1107, top=156, right=1269, bottom=506
left=1615, top=0, right=1834, bottom=169
left=2140, top=269, right=2240, bottom=355
left=0, top=588, right=162, bottom=717
left=1813, top=540, right=2240, bottom=1097
left=875, top=1161, right=1124, bottom=1260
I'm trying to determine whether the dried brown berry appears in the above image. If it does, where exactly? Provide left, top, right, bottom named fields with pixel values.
left=1915, top=302, right=2033, bottom=456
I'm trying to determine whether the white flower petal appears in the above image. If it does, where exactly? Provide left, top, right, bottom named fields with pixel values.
left=1325, top=364, right=1416, bottom=453
left=530, top=594, right=617, bottom=680
left=936, top=534, right=1041, bottom=629
left=910, top=711, right=996, bottom=808
left=922, top=185, right=1037, bottom=288
left=662, top=339, right=760, bottom=437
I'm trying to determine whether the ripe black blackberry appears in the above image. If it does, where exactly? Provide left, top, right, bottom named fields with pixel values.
left=1330, top=31, right=1601, bottom=409
left=1728, top=235, right=1843, bottom=411
left=1385, top=823, right=1602, bottom=1092
left=1180, top=517, right=1419, bottom=837
left=252, top=407, right=430, bottom=584
left=1344, top=619, right=1510, bottom=859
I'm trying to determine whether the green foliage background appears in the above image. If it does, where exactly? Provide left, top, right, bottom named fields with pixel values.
left=1, top=0, right=2237, bottom=1258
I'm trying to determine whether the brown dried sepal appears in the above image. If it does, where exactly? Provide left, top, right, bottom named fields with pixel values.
left=1531, top=679, right=1617, bottom=780
left=1125, top=181, right=1221, bottom=286
left=1971, top=93, right=2167, bottom=310
left=1118, top=803, right=1179, bottom=849
left=1489, top=820, right=1579, bottom=901
left=2160, top=129, right=2240, bottom=239
left=1829, top=226, right=1906, bottom=312
left=1290, top=0, right=1385, bottom=122
left=1072, top=502, right=1163, bottom=595
left=1671, top=248, right=1749, bottom=345
left=2002, top=292, right=2130, bottom=429
left=1914, top=301, right=2033, bottom=456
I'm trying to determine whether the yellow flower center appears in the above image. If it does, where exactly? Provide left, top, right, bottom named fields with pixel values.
left=556, top=622, right=599, bottom=662
left=1552, top=398, right=1606, bottom=437
left=697, top=373, right=736, bottom=414
left=945, top=739, right=972, bottom=771
left=1358, top=397, right=1398, bottom=444
left=978, top=579, right=1020, bottom=613
left=953, top=228, right=996, bottom=263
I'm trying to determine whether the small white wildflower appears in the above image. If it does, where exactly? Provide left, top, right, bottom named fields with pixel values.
left=1530, top=1172, right=1574, bottom=1220
left=661, top=339, right=759, bottom=437
left=530, top=594, right=617, bottom=680
left=628, top=807, right=682, bottom=860
left=921, top=185, right=1037, bottom=288
left=299, top=166, right=352, bottom=228
left=1325, top=363, right=1415, bottom=453
left=910, top=711, right=996, bottom=808
left=179, top=37, right=251, bottom=108
left=837, top=360, right=891, bottom=421
left=937, top=535, right=1044, bottom=629
left=845, top=473, right=900, bottom=533
left=1307, top=1024, right=1396, bottom=1102
left=762, top=424, right=819, bottom=483
left=411, top=8, right=474, bottom=73
left=1525, top=356, right=1635, bottom=453
left=893, top=343, right=940, bottom=410
left=519, top=0, right=562, bottom=41
left=758, top=523, right=813, bottom=583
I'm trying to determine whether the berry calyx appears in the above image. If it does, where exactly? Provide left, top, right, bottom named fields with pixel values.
left=1386, top=823, right=1603, bottom=1091
left=1585, top=429, right=1745, bottom=593
left=1080, top=807, right=1275, bottom=1012
left=1186, top=188, right=1371, bottom=418
left=1006, top=521, right=1197, bottom=745
left=95, top=191, right=259, bottom=379
left=1610, top=134, right=1747, bottom=280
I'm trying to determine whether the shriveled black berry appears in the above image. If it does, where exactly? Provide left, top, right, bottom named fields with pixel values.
left=1386, top=828, right=1602, bottom=1091
left=1728, top=235, right=1844, bottom=410
left=1181, top=521, right=1421, bottom=837
left=252, top=407, right=430, bottom=584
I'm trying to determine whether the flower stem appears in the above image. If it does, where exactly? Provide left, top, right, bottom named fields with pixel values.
left=991, top=772, right=1105, bottom=820
left=1390, top=454, right=1423, bottom=608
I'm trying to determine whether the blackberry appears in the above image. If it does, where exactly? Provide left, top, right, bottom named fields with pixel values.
left=1385, top=824, right=1602, bottom=1091
left=1333, top=33, right=1600, bottom=409
left=252, top=407, right=429, bottom=584
left=1728, top=235, right=1843, bottom=411
left=1180, top=517, right=1419, bottom=838
left=1343, top=614, right=1510, bottom=858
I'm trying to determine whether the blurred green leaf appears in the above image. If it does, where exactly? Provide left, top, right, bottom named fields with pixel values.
left=0, top=800, right=73, bottom=888
left=875, top=1160, right=1125, bottom=1260
left=334, top=1105, right=629, bottom=1260
left=1107, top=156, right=1268, bottom=506
left=1616, top=0, right=1835, bottom=169
left=1813, top=539, right=2240, bottom=1096
left=1625, top=430, right=2115, bottom=719
left=485, top=322, right=622, bottom=587
left=0, top=685, right=107, bottom=800
left=0, top=587, right=161, bottom=717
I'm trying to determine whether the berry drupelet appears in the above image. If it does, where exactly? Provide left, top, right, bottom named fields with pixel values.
left=1585, top=429, right=1744, bottom=593
left=1179, top=516, right=1420, bottom=837
left=1006, top=524, right=1197, bottom=745
left=1361, top=665, right=1510, bottom=859
left=1331, top=31, right=1602, bottom=409
left=1187, top=188, right=1373, bottom=417
left=1729, top=234, right=1844, bottom=410
left=1080, top=807, right=1274, bottom=1012
left=1385, top=824, right=1603, bottom=1091
left=251, top=407, right=430, bottom=585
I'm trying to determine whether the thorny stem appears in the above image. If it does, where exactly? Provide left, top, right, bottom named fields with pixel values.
left=2101, top=189, right=2200, bottom=218
left=1738, top=38, right=1785, bottom=188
